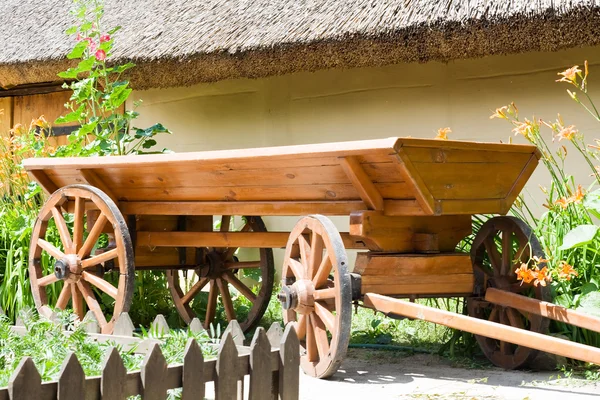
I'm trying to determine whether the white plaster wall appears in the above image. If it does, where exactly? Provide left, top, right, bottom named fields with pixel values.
left=129, top=45, right=600, bottom=271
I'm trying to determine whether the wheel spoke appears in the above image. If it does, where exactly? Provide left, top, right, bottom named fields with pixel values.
left=82, top=271, right=118, bottom=299
left=311, top=312, right=330, bottom=361
left=288, top=258, right=305, bottom=280
left=298, top=235, right=311, bottom=270
left=51, top=207, right=74, bottom=254
left=220, top=216, right=231, bottom=232
left=506, top=307, right=525, bottom=329
left=78, top=213, right=108, bottom=259
left=181, top=277, right=210, bottom=305
left=312, top=253, right=331, bottom=288
left=73, top=197, right=85, bottom=253
left=216, top=278, right=236, bottom=321
left=81, top=248, right=118, bottom=269
left=38, top=274, right=59, bottom=287
left=314, top=301, right=335, bottom=333
left=55, top=283, right=71, bottom=309
left=204, top=281, right=219, bottom=328
left=309, top=232, right=323, bottom=279
left=223, top=261, right=262, bottom=269
left=71, top=284, right=85, bottom=321
left=223, top=272, right=257, bottom=302
left=77, top=280, right=108, bottom=328
left=313, top=287, right=336, bottom=301
left=483, top=238, right=502, bottom=274
left=306, top=314, right=318, bottom=362
left=501, top=230, right=513, bottom=276
left=296, top=314, right=307, bottom=340
left=222, top=223, right=252, bottom=261
left=37, top=239, right=65, bottom=260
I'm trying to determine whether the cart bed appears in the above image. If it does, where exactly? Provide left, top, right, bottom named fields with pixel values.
left=23, top=137, right=540, bottom=216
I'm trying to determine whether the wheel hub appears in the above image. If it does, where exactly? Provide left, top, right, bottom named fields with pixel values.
left=278, top=279, right=315, bottom=314
left=54, top=254, right=82, bottom=283
left=199, top=250, right=225, bottom=279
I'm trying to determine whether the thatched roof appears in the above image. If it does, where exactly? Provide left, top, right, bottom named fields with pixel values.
left=1, top=0, right=600, bottom=90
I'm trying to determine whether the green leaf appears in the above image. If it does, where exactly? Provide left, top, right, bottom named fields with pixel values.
left=76, top=56, right=95, bottom=73
left=142, top=139, right=157, bottom=149
left=133, top=123, right=171, bottom=138
left=65, top=26, right=78, bottom=35
left=80, top=21, right=93, bottom=31
left=115, top=63, right=135, bottom=74
left=109, top=85, right=132, bottom=109
left=55, top=105, right=85, bottom=125
left=559, top=224, right=599, bottom=250
left=584, top=188, right=600, bottom=219
left=108, top=26, right=122, bottom=35
left=576, top=291, right=600, bottom=318
left=67, top=41, right=88, bottom=60
left=581, top=283, right=599, bottom=296
left=57, top=69, right=80, bottom=79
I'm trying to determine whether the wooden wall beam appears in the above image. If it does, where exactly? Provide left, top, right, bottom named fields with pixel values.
left=28, top=170, right=58, bottom=195
left=79, top=169, right=117, bottom=203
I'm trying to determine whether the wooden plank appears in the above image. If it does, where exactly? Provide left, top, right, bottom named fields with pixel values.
left=249, top=328, right=272, bottom=400
left=0, top=97, right=13, bottom=138
left=411, top=160, right=525, bottom=200
left=79, top=169, right=117, bottom=203
left=223, top=320, right=245, bottom=346
left=504, top=154, right=540, bottom=209
left=360, top=280, right=473, bottom=296
left=486, top=288, right=600, bottom=334
left=111, top=182, right=414, bottom=202
left=394, top=138, right=540, bottom=155
left=58, top=353, right=85, bottom=400
left=401, top=146, right=539, bottom=164
left=394, top=151, right=435, bottom=215
left=216, top=334, right=239, bottom=400
left=23, top=137, right=400, bottom=170
left=363, top=293, right=600, bottom=366
left=354, top=252, right=473, bottom=275
left=120, top=199, right=423, bottom=217
left=135, top=230, right=365, bottom=250
left=101, top=348, right=127, bottom=400
left=8, top=358, right=42, bottom=400
left=435, top=199, right=507, bottom=215
left=182, top=338, right=205, bottom=400
left=140, top=344, right=169, bottom=400
left=340, top=156, right=384, bottom=210
left=349, top=212, right=471, bottom=252
left=278, top=324, right=299, bottom=400
left=27, top=170, right=58, bottom=195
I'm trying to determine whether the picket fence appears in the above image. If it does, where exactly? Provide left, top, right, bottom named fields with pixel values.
left=0, top=312, right=299, bottom=400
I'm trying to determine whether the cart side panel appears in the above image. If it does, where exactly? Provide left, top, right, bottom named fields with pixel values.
left=38, top=151, right=415, bottom=203
left=395, top=139, right=539, bottom=215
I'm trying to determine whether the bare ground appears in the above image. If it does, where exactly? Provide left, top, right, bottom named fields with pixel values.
left=298, top=349, right=600, bottom=400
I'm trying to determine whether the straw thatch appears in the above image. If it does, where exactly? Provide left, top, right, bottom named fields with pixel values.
left=1, top=0, right=600, bottom=90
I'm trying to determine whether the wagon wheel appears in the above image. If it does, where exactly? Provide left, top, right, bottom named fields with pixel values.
left=280, top=215, right=352, bottom=379
left=467, top=216, right=550, bottom=369
left=167, top=216, right=274, bottom=333
left=29, top=184, right=134, bottom=334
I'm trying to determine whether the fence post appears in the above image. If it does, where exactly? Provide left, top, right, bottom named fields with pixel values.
left=150, top=315, right=170, bottom=336
left=57, top=353, right=85, bottom=400
left=113, top=312, right=135, bottom=336
left=101, top=347, right=127, bottom=400
left=249, top=327, right=272, bottom=400
left=267, top=323, right=283, bottom=348
left=82, top=311, right=101, bottom=334
left=182, top=338, right=204, bottom=400
left=216, top=333, right=239, bottom=400
left=278, top=324, right=299, bottom=400
left=8, top=358, right=42, bottom=400
left=141, top=343, right=169, bottom=400
left=189, top=318, right=205, bottom=334
left=222, top=320, right=244, bottom=346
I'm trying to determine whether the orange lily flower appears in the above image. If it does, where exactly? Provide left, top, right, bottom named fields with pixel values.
left=435, top=127, right=451, bottom=140
left=532, top=266, right=552, bottom=287
left=555, top=125, right=578, bottom=141
left=490, top=106, right=509, bottom=120
left=557, top=66, right=582, bottom=83
left=558, top=262, right=578, bottom=281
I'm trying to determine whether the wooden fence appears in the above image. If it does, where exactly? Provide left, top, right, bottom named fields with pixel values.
left=0, top=313, right=299, bottom=400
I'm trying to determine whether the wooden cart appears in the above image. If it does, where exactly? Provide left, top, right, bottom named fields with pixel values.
left=24, top=137, right=600, bottom=378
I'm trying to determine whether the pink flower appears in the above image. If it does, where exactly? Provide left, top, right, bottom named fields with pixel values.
left=76, top=33, right=82, bottom=41
left=83, top=37, right=97, bottom=51
left=100, top=34, right=111, bottom=43
left=95, top=49, right=106, bottom=61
